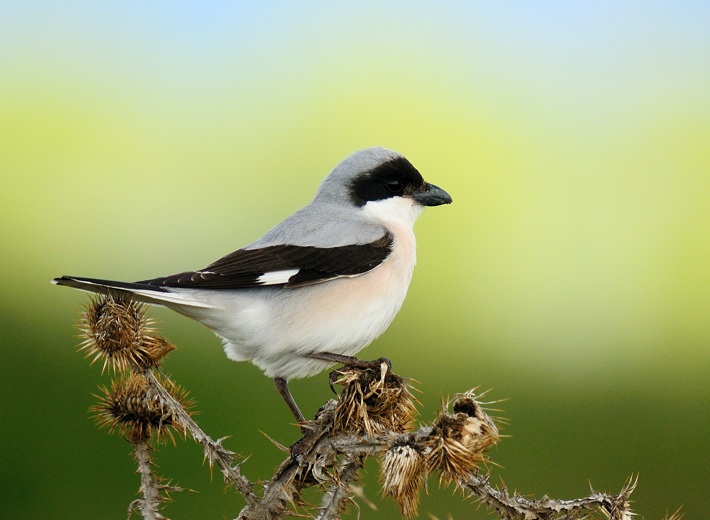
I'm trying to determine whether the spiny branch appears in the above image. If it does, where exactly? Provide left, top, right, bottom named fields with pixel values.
left=462, top=473, right=638, bottom=520
left=142, top=368, right=257, bottom=504
left=129, top=438, right=166, bottom=520
left=74, top=293, right=659, bottom=520
left=316, top=455, right=365, bottom=520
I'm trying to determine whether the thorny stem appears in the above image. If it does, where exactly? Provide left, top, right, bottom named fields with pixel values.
left=80, top=295, right=644, bottom=519
left=107, top=366, right=639, bottom=520
left=111, top=369, right=640, bottom=520
left=462, top=472, right=637, bottom=520
left=239, top=402, right=636, bottom=520
left=316, top=455, right=365, bottom=520
left=131, top=438, right=165, bottom=520
left=237, top=399, right=637, bottom=520
left=141, top=368, right=257, bottom=505
left=237, top=400, right=342, bottom=520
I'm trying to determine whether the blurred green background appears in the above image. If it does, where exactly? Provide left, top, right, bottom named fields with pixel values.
left=1, top=2, right=708, bottom=519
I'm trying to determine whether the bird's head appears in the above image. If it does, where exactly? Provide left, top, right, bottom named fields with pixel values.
left=315, top=147, right=452, bottom=225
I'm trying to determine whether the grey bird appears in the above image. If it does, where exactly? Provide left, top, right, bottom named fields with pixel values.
left=53, top=147, right=452, bottom=422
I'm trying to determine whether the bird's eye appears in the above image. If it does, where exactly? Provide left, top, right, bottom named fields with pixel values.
left=385, top=178, right=404, bottom=194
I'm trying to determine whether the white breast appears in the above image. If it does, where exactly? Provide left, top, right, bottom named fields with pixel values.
left=179, top=197, right=424, bottom=380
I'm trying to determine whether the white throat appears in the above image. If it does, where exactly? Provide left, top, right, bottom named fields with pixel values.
left=360, top=197, right=424, bottom=228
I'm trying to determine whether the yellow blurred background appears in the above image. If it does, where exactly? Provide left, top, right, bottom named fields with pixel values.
left=1, top=2, right=708, bottom=518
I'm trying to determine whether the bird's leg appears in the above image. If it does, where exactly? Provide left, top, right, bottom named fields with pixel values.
left=305, top=351, right=392, bottom=371
left=274, top=377, right=306, bottom=425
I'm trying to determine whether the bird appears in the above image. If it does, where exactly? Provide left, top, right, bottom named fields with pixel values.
left=53, top=147, right=452, bottom=423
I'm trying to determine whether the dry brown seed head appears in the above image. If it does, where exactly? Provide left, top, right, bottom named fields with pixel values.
left=79, top=294, right=175, bottom=370
left=92, top=372, right=191, bottom=444
left=424, top=391, right=500, bottom=486
left=331, top=363, right=417, bottom=436
left=381, top=443, right=426, bottom=517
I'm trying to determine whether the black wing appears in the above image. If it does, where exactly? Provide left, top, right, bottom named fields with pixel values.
left=140, top=233, right=393, bottom=290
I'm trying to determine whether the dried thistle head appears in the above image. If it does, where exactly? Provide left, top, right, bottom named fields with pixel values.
left=331, top=362, right=417, bottom=436
left=423, top=390, right=500, bottom=486
left=79, top=294, right=175, bottom=371
left=92, top=372, right=192, bottom=444
left=599, top=475, right=638, bottom=520
left=381, top=443, right=426, bottom=517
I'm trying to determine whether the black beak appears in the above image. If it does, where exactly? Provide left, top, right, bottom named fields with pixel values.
left=413, top=183, right=453, bottom=206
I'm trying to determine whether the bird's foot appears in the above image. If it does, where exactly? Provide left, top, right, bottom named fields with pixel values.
left=306, top=351, right=391, bottom=371
left=305, top=352, right=392, bottom=393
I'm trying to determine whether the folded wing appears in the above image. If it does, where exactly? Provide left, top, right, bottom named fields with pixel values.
left=140, top=233, right=393, bottom=289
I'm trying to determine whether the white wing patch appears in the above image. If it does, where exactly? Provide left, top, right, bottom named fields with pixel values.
left=257, top=269, right=301, bottom=285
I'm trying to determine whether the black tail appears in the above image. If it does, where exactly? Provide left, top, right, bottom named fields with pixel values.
left=52, top=275, right=212, bottom=308
left=52, top=275, right=167, bottom=293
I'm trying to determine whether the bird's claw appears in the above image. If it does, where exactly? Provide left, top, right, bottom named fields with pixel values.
left=327, top=356, right=392, bottom=394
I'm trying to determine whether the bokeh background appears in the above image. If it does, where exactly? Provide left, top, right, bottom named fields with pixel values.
left=1, top=2, right=708, bottom=519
